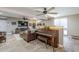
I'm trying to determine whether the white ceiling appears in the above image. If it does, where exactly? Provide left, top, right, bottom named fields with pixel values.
left=0, top=7, right=79, bottom=19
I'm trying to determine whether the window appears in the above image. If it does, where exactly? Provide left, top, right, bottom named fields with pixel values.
left=0, top=20, right=8, bottom=32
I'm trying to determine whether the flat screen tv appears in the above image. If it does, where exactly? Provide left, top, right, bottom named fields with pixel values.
left=18, top=21, right=28, bottom=27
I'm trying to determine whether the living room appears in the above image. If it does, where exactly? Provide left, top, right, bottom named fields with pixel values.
left=0, top=7, right=79, bottom=52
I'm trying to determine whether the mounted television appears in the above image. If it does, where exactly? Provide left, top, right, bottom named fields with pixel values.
left=18, top=21, right=28, bottom=27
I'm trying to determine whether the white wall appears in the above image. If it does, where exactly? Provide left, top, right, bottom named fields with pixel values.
left=68, top=14, right=79, bottom=36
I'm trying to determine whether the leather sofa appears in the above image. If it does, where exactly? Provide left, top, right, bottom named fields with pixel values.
left=20, top=31, right=36, bottom=42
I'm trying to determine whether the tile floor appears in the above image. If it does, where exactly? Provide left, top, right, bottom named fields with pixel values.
left=64, top=36, right=79, bottom=52
left=0, top=34, right=64, bottom=52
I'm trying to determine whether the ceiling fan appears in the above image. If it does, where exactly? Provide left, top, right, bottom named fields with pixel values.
left=35, top=7, right=57, bottom=16
left=22, top=17, right=28, bottom=20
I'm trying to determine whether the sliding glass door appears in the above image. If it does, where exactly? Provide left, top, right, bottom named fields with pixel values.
left=54, top=17, right=68, bottom=35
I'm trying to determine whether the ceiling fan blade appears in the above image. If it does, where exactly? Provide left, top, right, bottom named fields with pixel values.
left=48, top=12, right=57, bottom=14
left=36, top=14, right=44, bottom=16
left=40, top=19, right=48, bottom=21
left=35, top=10, right=43, bottom=13
left=47, top=7, right=55, bottom=11
left=46, top=17, right=54, bottom=20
